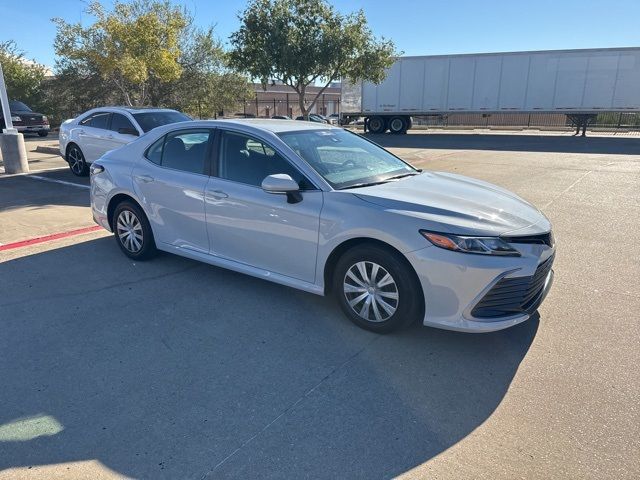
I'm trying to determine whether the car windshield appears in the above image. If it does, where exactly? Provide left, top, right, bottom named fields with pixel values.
left=278, top=129, right=417, bottom=189
left=9, top=101, right=32, bottom=112
left=132, top=111, right=191, bottom=133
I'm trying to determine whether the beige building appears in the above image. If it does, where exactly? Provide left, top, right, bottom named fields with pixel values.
left=232, top=83, right=341, bottom=118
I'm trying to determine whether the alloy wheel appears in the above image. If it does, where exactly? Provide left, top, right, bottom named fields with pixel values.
left=116, top=210, right=144, bottom=253
left=343, top=261, right=399, bottom=322
left=68, top=147, right=85, bottom=175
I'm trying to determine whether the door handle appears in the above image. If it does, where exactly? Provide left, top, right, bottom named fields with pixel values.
left=207, top=190, right=228, bottom=199
left=106, top=134, right=114, bottom=139
left=135, top=174, right=154, bottom=183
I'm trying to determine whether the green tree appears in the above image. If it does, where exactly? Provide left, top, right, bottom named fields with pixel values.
left=229, top=0, right=398, bottom=118
left=52, top=0, right=251, bottom=118
left=53, top=0, right=186, bottom=106
left=0, top=41, right=47, bottom=106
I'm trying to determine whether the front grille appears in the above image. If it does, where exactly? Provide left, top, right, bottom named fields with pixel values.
left=471, top=255, right=554, bottom=319
left=502, top=231, right=554, bottom=248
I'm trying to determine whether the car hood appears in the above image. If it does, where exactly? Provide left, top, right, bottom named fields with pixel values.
left=349, top=171, right=551, bottom=236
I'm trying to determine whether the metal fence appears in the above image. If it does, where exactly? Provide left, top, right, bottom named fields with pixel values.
left=411, top=112, right=640, bottom=133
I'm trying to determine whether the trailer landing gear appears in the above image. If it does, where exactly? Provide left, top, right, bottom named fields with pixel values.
left=567, top=114, right=597, bottom=137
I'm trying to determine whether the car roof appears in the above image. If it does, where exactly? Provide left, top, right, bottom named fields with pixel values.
left=83, top=106, right=180, bottom=115
left=207, top=118, right=338, bottom=134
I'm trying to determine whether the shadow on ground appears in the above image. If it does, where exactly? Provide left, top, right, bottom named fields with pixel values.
left=0, top=171, right=88, bottom=211
left=0, top=237, right=539, bottom=479
left=365, top=132, right=640, bottom=155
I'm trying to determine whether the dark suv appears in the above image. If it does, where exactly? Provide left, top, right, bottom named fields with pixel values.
left=0, top=101, right=50, bottom=137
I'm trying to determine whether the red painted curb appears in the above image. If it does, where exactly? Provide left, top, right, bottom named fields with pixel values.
left=0, top=225, right=103, bottom=252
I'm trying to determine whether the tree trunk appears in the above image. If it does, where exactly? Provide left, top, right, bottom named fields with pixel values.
left=297, top=86, right=308, bottom=120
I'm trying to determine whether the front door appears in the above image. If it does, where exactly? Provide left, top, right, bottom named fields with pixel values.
left=205, top=130, right=322, bottom=283
left=132, top=128, right=213, bottom=253
left=78, top=111, right=112, bottom=163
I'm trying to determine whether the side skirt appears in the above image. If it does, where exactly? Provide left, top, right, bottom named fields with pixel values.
left=158, top=243, right=326, bottom=296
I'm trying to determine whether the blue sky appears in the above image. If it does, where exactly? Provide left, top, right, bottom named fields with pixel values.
left=1, top=0, right=639, bottom=69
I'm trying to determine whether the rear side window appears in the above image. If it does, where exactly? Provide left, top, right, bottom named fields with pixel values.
left=109, top=113, right=136, bottom=134
left=146, top=137, right=164, bottom=165
left=144, top=129, right=211, bottom=175
left=80, top=112, right=111, bottom=129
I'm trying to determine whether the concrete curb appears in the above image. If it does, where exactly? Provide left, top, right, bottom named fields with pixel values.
left=35, top=145, right=62, bottom=156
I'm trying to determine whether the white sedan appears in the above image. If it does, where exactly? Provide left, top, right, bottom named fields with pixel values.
left=90, top=119, right=555, bottom=333
left=59, top=107, right=190, bottom=176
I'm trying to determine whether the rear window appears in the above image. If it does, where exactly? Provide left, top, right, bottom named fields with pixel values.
left=132, top=111, right=191, bottom=133
left=9, top=101, right=31, bottom=112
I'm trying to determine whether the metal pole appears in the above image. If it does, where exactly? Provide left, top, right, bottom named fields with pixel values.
left=0, top=63, right=16, bottom=133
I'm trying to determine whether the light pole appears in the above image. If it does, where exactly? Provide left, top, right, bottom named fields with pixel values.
left=0, top=62, right=29, bottom=174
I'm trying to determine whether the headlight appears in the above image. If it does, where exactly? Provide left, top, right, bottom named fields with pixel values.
left=420, top=230, right=521, bottom=256
left=11, top=115, right=21, bottom=122
left=42, top=116, right=49, bottom=123
left=90, top=163, right=104, bottom=175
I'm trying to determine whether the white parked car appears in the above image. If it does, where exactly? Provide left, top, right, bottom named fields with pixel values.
left=59, top=107, right=190, bottom=176
left=90, top=119, right=555, bottom=333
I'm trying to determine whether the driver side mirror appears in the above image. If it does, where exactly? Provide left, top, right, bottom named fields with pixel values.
left=261, top=174, right=302, bottom=204
left=118, top=127, right=139, bottom=136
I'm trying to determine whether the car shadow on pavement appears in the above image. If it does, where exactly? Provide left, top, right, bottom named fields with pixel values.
left=0, top=174, right=88, bottom=212
left=0, top=237, right=539, bottom=479
left=365, top=132, right=640, bottom=155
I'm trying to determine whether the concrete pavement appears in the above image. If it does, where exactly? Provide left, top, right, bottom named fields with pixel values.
left=0, top=132, right=638, bottom=479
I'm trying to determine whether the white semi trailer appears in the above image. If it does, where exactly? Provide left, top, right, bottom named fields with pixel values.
left=341, top=47, right=640, bottom=134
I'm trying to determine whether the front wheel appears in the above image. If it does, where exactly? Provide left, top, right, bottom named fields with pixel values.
left=333, top=244, right=423, bottom=333
left=66, top=145, right=88, bottom=176
left=112, top=201, right=157, bottom=260
left=38, top=131, right=49, bottom=137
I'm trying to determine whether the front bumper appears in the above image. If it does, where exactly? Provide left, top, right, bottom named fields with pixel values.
left=406, top=244, right=555, bottom=333
left=16, top=124, right=50, bottom=132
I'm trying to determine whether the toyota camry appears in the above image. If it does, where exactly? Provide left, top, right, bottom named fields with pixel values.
left=90, top=119, right=555, bottom=333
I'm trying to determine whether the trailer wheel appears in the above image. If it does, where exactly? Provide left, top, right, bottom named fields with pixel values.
left=389, top=116, right=407, bottom=134
left=368, top=116, right=387, bottom=134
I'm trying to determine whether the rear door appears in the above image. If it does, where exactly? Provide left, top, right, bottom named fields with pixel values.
left=132, top=128, right=213, bottom=253
left=104, top=113, right=140, bottom=151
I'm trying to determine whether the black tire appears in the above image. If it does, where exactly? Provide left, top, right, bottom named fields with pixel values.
left=333, top=244, right=423, bottom=333
left=66, top=144, right=89, bottom=176
left=367, top=116, right=387, bottom=134
left=389, top=116, right=407, bottom=134
left=112, top=201, right=157, bottom=260
left=38, top=131, right=49, bottom=137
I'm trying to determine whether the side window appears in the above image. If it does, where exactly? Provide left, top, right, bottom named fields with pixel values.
left=83, top=112, right=111, bottom=130
left=110, top=113, right=136, bottom=134
left=144, top=129, right=211, bottom=174
left=218, top=132, right=312, bottom=189
left=145, top=137, right=164, bottom=165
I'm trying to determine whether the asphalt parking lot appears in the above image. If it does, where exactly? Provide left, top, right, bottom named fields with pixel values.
left=0, top=131, right=639, bottom=479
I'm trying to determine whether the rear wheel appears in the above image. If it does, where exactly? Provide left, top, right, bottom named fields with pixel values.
left=66, top=144, right=88, bottom=176
left=38, top=131, right=49, bottom=137
left=389, top=116, right=407, bottom=134
left=333, top=244, right=423, bottom=333
left=112, top=201, right=157, bottom=260
left=367, top=116, right=387, bottom=134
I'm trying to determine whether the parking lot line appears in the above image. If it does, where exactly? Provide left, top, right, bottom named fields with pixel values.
left=0, top=225, right=103, bottom=252
left=0, top=166, right=70, bottom=177
left=27, top=174, right=90, bottom=190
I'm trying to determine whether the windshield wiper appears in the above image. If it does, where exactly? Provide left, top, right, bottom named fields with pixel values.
left=338, top=171, right=419, bottom=190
